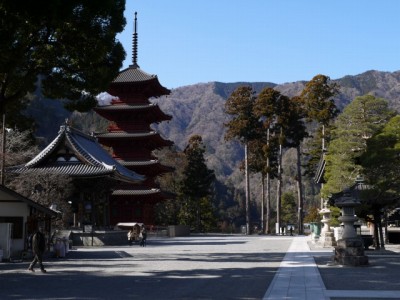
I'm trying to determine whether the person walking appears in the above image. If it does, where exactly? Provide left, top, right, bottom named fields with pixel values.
left=28, top=227, right=47, bottom=273
left=139, top=225, right=147, bottom=247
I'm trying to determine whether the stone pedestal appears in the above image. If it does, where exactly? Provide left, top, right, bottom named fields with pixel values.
left=333, top=238, right=368, bottom=266
left=320, top=231, right=337, bottom=247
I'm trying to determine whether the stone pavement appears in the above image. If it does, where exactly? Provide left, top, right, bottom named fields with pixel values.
left=1, top=234, right=400, bottom=299
left=264, top=236, right=400, bottom=300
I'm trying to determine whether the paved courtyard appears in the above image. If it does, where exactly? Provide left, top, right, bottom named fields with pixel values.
left=1, top=235, right=400, bottom=299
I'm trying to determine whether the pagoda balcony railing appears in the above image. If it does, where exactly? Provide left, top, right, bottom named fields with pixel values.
left=113, top=155, right=155, bottom=161
left=108, top=123, right=150, bottom=132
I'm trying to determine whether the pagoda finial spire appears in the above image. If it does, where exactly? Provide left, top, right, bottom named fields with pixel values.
left=131, top=12, right=139, bottom=68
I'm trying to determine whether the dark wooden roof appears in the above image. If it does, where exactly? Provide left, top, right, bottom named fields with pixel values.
left=8, top=124, right=145, bottom=183
left=96, top=131, right=174, bottom=148
left=110, top=66, right=170, bottom=97
left=111, top=187, right=174, bottom=201
left=118, top=159, right=174, bottom=176
left=95, top=103, right=172, bottom=123
left=114, top=67, right=156, bottom=83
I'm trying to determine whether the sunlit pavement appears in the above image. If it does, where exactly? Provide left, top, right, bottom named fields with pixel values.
left=1, top=235, right=400, bottom=299
left=0, top=235, right=290, bottom=300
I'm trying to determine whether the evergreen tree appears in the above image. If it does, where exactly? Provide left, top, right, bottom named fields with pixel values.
left=0, top=0, right=126, bottom=117
left=359, top=115, right=400, bottom=248
left=154, top=147, right=187, bottom=226
left=253, top=87, right=293, bottom=234
left=362, top=115, right=400, bottom=196
left=300, top=74, right=339, bottom=179
left=323, top=95, right=395, bottom=197
left=283, top=95, right=308, bottom=234
left=225, top=86, right=261, bottom=234
left=179, top=135, right=216, bottom=232
left=281, top=192, right=297, bottom=227
left=247, top=137, right=278, bottom=234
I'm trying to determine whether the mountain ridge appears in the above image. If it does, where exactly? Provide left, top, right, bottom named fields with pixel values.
left=151, top=70, right=400, bottom=182
left=28, top=69, right=400, bottom=185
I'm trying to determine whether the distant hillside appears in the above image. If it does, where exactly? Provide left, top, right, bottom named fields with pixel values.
left=152, top=70, right=400, bottom=181
left=27, top=70, right=400, bottom=184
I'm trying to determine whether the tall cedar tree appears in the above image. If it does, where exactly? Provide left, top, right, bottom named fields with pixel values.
left=300, top=75, right=339, bottom=179
left=247, top=137, right=278, bottom=234
left=180, top=135, right=215, bottom=232
left=0, top=0, right=126, bottom=120
left=225, top=86, right=261, bottom=234
left=253, top=87, right=292, bottom=234
left=284, top=96, right=308, bottom=234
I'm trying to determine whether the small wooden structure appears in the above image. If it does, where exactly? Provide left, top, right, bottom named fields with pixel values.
left=0, top=185, right=59, bottom=259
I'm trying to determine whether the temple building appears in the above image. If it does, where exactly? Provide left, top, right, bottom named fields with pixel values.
left=8, top=123, right=144, bottom=228
left=94, top=12, right=174, bottom=225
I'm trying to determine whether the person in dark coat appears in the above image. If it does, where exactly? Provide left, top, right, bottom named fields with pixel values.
left=28, top=228, right=47, bottom=273
left=139, top=225, right=147, bottom=247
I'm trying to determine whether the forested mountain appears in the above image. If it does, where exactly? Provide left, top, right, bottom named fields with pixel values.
left=151, top=70, right=400, bottom=181
left=26, top=70, right=400, bottom=211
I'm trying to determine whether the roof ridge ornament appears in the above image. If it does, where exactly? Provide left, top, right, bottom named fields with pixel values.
left=131, top=12, right=140, bottom=69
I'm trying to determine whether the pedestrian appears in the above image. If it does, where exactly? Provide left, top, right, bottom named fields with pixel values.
left=28, top=227, right=47, bottom=273
left=127, top=229, right=134, bottom=246
left=139, top=225, right=147, bottom=247
left=290, top=226, right=293, bottom=236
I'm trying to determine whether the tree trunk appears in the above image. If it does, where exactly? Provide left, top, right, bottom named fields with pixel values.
left=276, top=129, right=283, bottom=234
left=378, top=214, right=385, bottom=250
left=245, top=142, right=251, bottom=235
left=373, top=214, right=380, bottom=250
left=265, top=128, right=271, bottom=234
left=296, top=145, right=304, bottom=234
left=261, top=174, right=265, bottom=234
left=266, top=171, right=271, bottom=234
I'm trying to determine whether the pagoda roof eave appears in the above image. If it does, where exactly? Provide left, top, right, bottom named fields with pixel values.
left=94, top=103, right=172, bottom=122
left=112, top=188, right=160, bottom=196
left=111, top=188, right=175, bottom=200
left=111, top=67, right=170, bottom=97
left=95, top=131, right=174, bottom=145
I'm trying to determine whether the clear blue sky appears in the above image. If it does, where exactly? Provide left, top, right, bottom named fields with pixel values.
left=117, top=1, right=400, bottom=89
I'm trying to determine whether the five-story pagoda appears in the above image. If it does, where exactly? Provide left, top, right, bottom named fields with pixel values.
left=95, top=13, right=173, bottom=225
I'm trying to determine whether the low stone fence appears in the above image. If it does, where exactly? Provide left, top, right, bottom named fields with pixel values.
left=70, top=227, right=169, bottom=246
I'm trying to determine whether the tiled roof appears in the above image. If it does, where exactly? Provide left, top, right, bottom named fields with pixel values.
left=10, top=164, right=113, bottom=177
left=113, top=67, right=156, bottom=83
left=8, top=125, right=145, bottom=183
left=112, top=188, right=160, bottom=196
left=109, top=66, right=170, bottom=97
left=95, top=103, right=172, bottom=123
left=95, top=104, right=156, bottom=110
left=118, top=160, right=159, bottom=166
left=95, top=131, right=157, bottom=138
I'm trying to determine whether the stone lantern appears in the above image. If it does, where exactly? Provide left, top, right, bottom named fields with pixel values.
left=333, top=188, right=368, bottom=266
left=318, top=200, right=336, bottom=247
